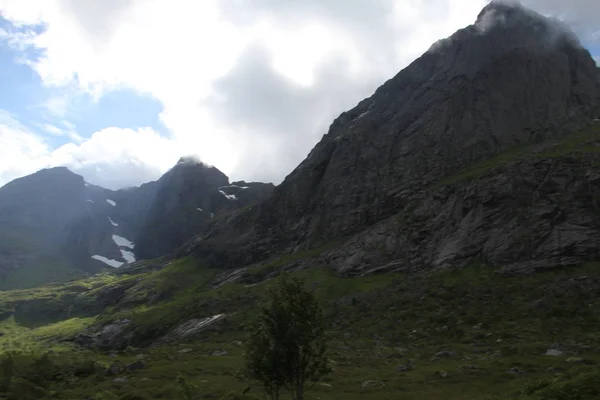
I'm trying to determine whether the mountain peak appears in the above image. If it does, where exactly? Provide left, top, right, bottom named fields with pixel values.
left=477, top=1, right=533, bottom=20
left=176, top=155, right=210, bottom=167
left=38, top=166, right=78, bottom=176
left=2, top=166, right=84, bottom=190
left=474, top=1, right=579, bottom=45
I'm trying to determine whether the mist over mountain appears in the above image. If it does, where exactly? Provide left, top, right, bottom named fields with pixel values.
left=0, top=159, right=274, bottom=289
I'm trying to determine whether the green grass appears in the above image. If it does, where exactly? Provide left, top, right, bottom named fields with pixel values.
left=244, top=242, right=341, bottom=281
left=435, top=122, right=600, bottom=188
left=34, top=317, right=95, bottom=340
left=1, top=260, right=600, bottom=399
left=0, top=261, right=89, bottom=291
left=0, top=316, right=84, bottom=354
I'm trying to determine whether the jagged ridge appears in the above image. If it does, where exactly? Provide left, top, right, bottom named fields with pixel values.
left=185, top=2, right=600, bottom=275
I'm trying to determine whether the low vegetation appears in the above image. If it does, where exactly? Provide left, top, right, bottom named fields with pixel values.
left=245, top=276, right=330, bottom=400
left=0, top=257, right=598, bottom=399
left=435, top=121, right=600, bottom=187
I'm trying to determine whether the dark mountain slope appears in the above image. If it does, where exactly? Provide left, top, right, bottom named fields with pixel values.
left=0, top=159, right=274, bottom=289
left=186, top=2, right=600, bottom=273
left=134, top=157, right=277, bottom=260
left=109, top=181, right=159, bottom=241
left=0, top=167, right=87, bottom=252
left=0, top=168, right=106, bottom=289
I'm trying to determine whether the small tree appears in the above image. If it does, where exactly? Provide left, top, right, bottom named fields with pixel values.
left=0, top=354, right=14, bottom=396
left=245, top=275, right=330, bottom=400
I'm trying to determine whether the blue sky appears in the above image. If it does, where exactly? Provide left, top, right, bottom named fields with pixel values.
left=0, top=16, right=165, bottom=148
left=0, top=0, right=598, bottom=190
left=588, top=44, right=600, bottom=61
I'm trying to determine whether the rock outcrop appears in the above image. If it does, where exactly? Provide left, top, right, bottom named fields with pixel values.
left=185, top=2, right=600, bottom=275
left=134, top=157, right=275, bottom=260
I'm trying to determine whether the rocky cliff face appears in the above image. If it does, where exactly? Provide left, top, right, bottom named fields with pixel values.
left=134, top=157, right=275, bottom=260
left=186, top=2, right=600, bottom=274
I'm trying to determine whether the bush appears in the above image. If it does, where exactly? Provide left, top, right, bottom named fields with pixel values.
left=0, top=352, right=102, bottom=398
left=529, top=370, right=600, bottom=400
left=220, top=390, right=261, bottom=400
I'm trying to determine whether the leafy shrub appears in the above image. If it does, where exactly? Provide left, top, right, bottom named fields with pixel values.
left=0, top=352, right=102, bottom=398
left=528, top=370, right=600, bottom=400
left=220, top=390, right=261, bottom=400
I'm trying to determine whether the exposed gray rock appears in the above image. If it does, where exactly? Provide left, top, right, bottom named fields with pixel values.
left=361, top=380, right=385, bottom=388
left=550, top=343, right=565, bottom=351
left=107, top=361, right=126, bottom=376
left=74, top=319, right=133, bottom=350
left=396, top=360, right=414, bottom=372
left=544, top=349, right=565, bottom=357
left=431, top=350, right=456, bottom=361
left=126, top=360, right=146, bottom=371
left=156, top=314, right=226, bottom=344
left=435, top=370, right=449, bottom=378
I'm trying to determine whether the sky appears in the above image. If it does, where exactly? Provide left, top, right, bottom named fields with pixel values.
left=0, top=0, right=598, bottom=190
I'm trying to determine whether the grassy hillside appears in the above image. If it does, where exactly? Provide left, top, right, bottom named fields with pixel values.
left=0, top=262, right=89, bottom=291
left=435, top=122, right=600, bottom=188
left=1, top=257, right=599, bottom=399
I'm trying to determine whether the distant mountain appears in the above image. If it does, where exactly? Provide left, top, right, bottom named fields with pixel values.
left=0, top=159, right=274, bottom=289
left=184, top=1, right=600, bottom=275
left=135, top=157, right=275, bottom=260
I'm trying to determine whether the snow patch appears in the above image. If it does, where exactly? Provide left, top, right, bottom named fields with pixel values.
left=112, top=234, right=135, bottom=249
left=120, top=249, right=136, bottom=263
left=197, top=208, right=203, bottom=212
left=86, top=200, right=94, bottom=203
left=108, top=217, right=118, bottom=227
left=217, top=184, right=248, bottom=190
left=357, top=110, right=370, bottom=119
left=219, top=190, right=237, bottom=200
left=84, top=182, right=90, bottom=187
left=91, top=255, right=123, bottom=268
left=106, top=199, right=116, bottom=206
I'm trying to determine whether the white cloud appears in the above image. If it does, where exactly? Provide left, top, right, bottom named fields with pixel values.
left=0, top=0, right=597, bottom=188
left=0, top=111, right=52, bottom=185
left=41, top=123, right=64, bottom=136
left=50, top=126, right=181, bottom=189
left=0, top=110, right=179, bottom=189
left=41, top=95, right=70, bottom=117
left=594, top=56, right=600, bottom=66
left=36, top=121, right=84, bottom=142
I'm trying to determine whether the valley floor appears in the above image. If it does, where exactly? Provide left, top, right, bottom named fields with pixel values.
left=1, top=259, right=600, bottom=399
